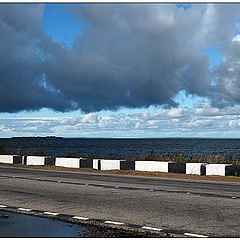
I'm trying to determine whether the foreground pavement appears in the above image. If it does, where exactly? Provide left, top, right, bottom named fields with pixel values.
left=0, top=166, right=239, bottom=237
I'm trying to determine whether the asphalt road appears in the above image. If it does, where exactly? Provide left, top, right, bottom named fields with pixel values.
left=0, top=166, right=239, bottom=237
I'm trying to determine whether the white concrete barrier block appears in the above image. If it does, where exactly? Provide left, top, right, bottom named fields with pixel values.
left=100, top=159, right=126, bottom=170
left=0, top=155, right=13, bottom=164
left=206, top=164, right=237, bottom=176
left=55, top=157, right=80, bottom=168
left=186, top=163, right=207, bottom=175
left=135, top=161, right=169, bottom=172
left=0, top=155, right=22, bottom=164
left=93, top=159, right=135, bottom=171
left=135, top=161, right=185, bottom=173
left=93, top=159, right=101, bottom=170
left=26, top=156, right=46, bottom=165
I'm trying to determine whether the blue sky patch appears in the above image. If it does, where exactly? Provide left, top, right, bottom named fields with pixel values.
left=42, top=4, right=84, bottom=48
left=204, top=46, right=223, bottom=70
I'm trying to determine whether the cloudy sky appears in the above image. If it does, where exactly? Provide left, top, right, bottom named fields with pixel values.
left=1, top=3, right=240, bottom=138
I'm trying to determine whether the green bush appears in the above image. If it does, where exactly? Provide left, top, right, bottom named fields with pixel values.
left=136, top=152, right=240, bottom=167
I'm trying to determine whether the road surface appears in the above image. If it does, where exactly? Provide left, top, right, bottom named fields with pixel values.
left=0, top=166, right=239, bottom=237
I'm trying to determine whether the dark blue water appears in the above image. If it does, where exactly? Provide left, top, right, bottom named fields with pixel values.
left=0, top=137, right=240, bottom=159
left=0, top=211, right=87, bottom=237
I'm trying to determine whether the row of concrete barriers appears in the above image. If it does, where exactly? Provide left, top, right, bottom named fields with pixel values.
left=0, top=155, right=239, bottom=176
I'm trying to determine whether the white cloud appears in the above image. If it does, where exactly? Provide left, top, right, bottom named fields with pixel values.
left=167, top=108, right=183, bottom=117
left=1, top=99, right=240, bottom=137
left=229, top=120, right=240, bottom=128
left=0, top=125, right=12, bottom=133
left=81, top=113, right=99, bottom=124
left=232, top=34, right=240, bottom=42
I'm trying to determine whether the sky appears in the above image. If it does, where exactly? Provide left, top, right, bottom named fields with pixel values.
left=1, top=3, right=240, bottom=138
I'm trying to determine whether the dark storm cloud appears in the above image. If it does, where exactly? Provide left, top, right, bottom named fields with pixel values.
left=40, top=4, right=211, bottom=112
left=0, top=4, right=71, bottom=112
left=199, top=4, right=240, bottom=108
left=1, top=4, right=240, bottom=113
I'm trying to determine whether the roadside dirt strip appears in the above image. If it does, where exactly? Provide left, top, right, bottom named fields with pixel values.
left=0, top=204, right=207, bottom=238
left=1, top=162, right=240, bottom=183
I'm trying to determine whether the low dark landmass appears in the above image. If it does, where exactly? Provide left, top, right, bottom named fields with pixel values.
left=11, top=136, right=63, bottom=139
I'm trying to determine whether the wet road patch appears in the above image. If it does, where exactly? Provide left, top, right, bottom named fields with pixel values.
left=0, top=210, right=87, bottom=237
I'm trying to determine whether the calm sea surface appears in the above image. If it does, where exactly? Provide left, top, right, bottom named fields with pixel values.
left=0, top=138, right=240, bottom=159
